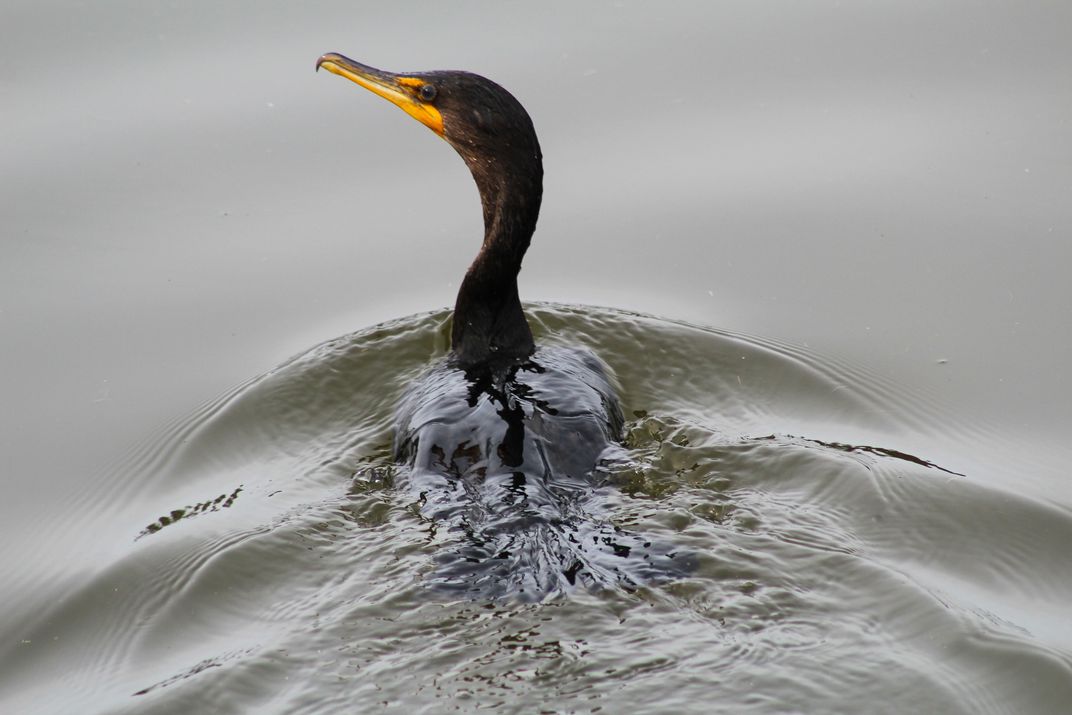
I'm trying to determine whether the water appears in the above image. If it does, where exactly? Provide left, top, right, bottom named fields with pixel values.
left=3, top=306, right=1070, bottom=713
left=3, top=1, right=1071, bottom=713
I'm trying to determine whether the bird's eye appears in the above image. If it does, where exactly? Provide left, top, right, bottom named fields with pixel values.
left=418, top=84, right=437, bottom=102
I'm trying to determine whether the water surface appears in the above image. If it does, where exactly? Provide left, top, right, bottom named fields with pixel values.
left=3, top=306, right=1071, bottom=713
left=2, top=1, right=1071, bottom=713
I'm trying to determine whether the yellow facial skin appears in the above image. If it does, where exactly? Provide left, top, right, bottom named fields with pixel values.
left=317, top=53, right=444, bottom=136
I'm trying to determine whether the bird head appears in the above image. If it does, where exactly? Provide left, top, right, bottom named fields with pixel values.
left=316, top=53, right=541, bottom=176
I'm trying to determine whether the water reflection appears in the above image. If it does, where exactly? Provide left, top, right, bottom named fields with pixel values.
left=139, top=486, right=244, bottom=538
left=3, top=306, right=1070, bottom=713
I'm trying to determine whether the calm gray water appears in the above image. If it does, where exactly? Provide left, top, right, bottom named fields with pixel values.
left=3, top=2, right=1071, bottom=713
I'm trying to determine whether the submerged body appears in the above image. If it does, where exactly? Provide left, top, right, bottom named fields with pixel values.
left=318, top=53, right=682, bottom=597
left=394, top=346, right=647, bottom=597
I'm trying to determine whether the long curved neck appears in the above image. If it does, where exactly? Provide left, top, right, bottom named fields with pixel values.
left=451, top=158, right=543, bottom=368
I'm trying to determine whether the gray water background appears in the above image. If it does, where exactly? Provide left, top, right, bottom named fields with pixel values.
left=2, top=1, right=1071, bottom=712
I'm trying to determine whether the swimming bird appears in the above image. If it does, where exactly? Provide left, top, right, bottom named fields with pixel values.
left=317, top=54, right=680, bottom=598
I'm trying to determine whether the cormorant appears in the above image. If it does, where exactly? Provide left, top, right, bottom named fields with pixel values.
left=317, top=54, right=678, bottom=598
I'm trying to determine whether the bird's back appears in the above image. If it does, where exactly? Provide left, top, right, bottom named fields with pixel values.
left=393, top=345, right=680, bottom=599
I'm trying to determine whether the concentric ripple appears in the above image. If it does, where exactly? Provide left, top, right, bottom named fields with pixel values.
left=2, top=304, right=1070, bottom=714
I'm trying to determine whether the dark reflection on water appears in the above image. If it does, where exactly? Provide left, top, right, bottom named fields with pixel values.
left=2, top=305, right=1070, bottom=714
left=139, top=486, right=243, bottom=538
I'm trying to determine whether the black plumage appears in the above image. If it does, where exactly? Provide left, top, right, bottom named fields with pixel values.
left=318, top=54, right=684, bottom=597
